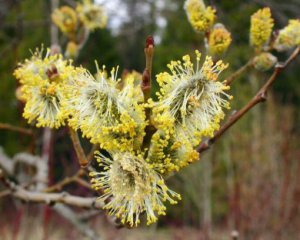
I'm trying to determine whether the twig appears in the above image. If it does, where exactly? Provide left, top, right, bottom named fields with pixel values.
left=87, top=145, right=98, bottom=163
left=226, top=59, right=253, bottom=86
left=43, top=169, right=85, bottom=193
left=14, top=188, right=103, bottom=209
left=75, top=178, right=92, bottom=190
left=0, top=173, right=103, bottom=209
left=0, top=123, right=33, bottom=136
left=69, top=128, right=88, bottom=167
left=197, top=47, right=300, bottom=153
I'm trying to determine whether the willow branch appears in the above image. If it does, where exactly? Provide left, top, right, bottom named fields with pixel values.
left=75, top=178, right=92, bottom=189
left=0, top=123, right=33, bottom=136
left=43, top=169, right=85, bottom=192
left=87, top=145, right=98, bottom=162
left=69, top=128, right=88, bottom=167
left=0, top=172, right=103, bottom=209
left=225, top=59, right=253, bottom=86
left=197, top=47, right=300, bottom=153
left=14, top=189, right=103, bottom=209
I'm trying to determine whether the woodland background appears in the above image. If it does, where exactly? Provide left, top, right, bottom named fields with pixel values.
left=0, top=0, right=300, bottom=239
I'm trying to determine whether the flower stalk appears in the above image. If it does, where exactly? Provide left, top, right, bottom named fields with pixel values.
left=69, top=128, right=88, bottom=167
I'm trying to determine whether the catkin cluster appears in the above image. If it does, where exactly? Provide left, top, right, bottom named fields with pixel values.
left=184, top=0, right=232, bottom=56
left=249, top=8, right=300, bottom=72
left=14, top=47, right=231, bottom=226
left=14, top=1, right=300, bottom=228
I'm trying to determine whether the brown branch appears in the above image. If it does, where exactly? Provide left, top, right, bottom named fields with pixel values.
left=0, top=172, right=103, bottom=209
left=87, top=145, right=98, bottom=163
left=43, top=169, right=85, bottom=193
left=0, top=123, right=33, bottom=136
left=226, top=59, right=253, bottom=86
left=69, top=128, right=88, bottom=167
left=197, top=47, right=300, bottom=153
left=75, top=178, right=92, bottom=190
left=13, top=188, right=103, bottom=209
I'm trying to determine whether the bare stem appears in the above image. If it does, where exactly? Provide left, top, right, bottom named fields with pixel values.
left=0, top=171, right=102, bottom=209
left=197, top=47, right=300, bottom=153
left=226, top=59, right=253, bottom=86
left=43, top=169, right=85, bottom=192
left=69, top=128, right=88, bottom=167
left=87, top=145, right=98, bottom=163
left=0, top=123, right=33, bottom=136
left=75, top=178, right=92, bottom=189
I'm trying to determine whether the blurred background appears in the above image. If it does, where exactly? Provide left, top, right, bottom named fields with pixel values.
left=0, top=0, right=300, bottom=239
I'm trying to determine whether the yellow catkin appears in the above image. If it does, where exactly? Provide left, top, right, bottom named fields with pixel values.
left=14, top=47, right=83, bottom=128
left=274, top=19, right=300, bottom=51
left=153, top=51, right=231, bottom=149
left=65, top=66, right=146, bottom=151
left=208, top=23, right=232, bottom=55
left=250, top=8, right=274, bottom=49
left=51, top=6, right=77, bottom=34
left=253, top=52, right=277, bottom=72
left=90, top=151, right=180, bottom=227
left=184, top=0, right=216, bottom=32
left=76, top=0, right=107, bottom=31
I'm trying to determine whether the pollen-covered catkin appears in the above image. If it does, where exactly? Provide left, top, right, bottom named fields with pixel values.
left=184, top=0, right=216, bottom=33
left=250, top=8, right=274, bottom=50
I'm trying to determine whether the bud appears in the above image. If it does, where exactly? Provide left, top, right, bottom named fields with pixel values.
left=253, top=52, right=277, bottom=72
left=274, top=19, right=300, bottom=52
left=208, top=23, right=232, bottom=56
left=250, top=8, right=274, bottom=49
left=184, top=0, right=216, bottom=33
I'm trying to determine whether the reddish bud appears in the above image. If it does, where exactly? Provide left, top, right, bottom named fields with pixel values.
left=146, top=36, right=154, bottom=48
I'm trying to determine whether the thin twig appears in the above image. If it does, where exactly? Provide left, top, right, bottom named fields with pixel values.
left=0, top=123, right=33, bottom=136
left=43, top=169, right=85, bottom=192
left=226, top=59, right=253, bottom=86
left=87, top=145, right=98, bottom=162
left=75, top=178, right=92, bottom=190
left=69, top=128, right=88, bottom=167
left=0, top=172, right=103, bottom=209
left=197, top=47, right=300, bottom=153
left=14, top=188, right=103, bottom=209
